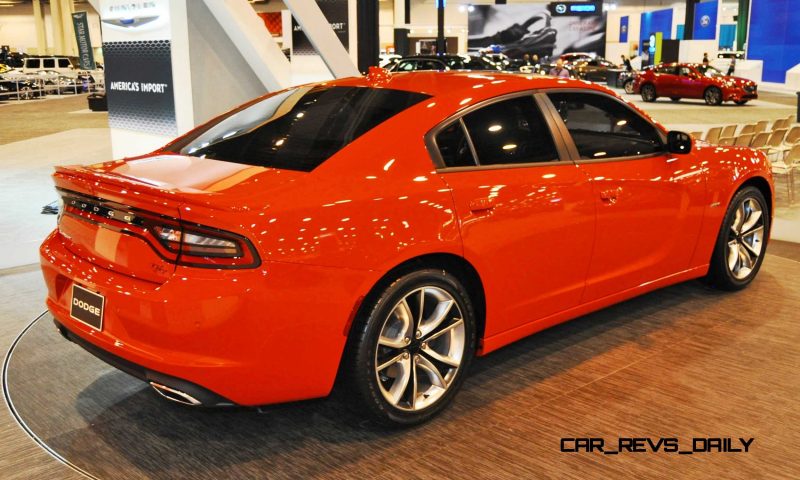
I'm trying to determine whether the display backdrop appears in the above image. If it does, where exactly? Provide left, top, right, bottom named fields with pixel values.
left=100, top=0, right=177, bottom=136
left=639, top=8, right=672, bottom=55
left=292, top=0, right=349, bottom=55
left=692, top=0, right=718, bottom=41
left=747, top=0, right=800, bottom=83
left=467, top=3, right=606, bottom=59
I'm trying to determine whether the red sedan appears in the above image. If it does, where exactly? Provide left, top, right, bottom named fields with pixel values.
left=41, top=70, right=772, bottom=425
left=634, top=62, right=758, bottom=105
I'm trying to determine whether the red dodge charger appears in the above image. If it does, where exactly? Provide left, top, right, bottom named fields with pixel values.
left=41, top=70, right=772, bottom=425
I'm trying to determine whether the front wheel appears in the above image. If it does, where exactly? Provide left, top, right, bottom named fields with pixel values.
left=641, top=84, right=657, bottom=102
left=624, top=79, right=635, bottom=94
left=707, top=186, right=769, bottom=290
left=704, top=86, right=723, bottom=105
left=347, top=269, right=477, bottom=426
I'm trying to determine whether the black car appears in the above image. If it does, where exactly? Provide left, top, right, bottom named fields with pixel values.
left=0, top=77, right=42, bottom=100
left=387, top=55, right=501, bottom=72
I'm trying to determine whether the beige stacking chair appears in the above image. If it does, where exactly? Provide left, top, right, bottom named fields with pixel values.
left=772, top=118, right=789, bottom=131
left=785, top=126, right=800, bottom=145
left=771, top=144, right=800, bottom=204
left=705, top=126, right=723, bottom=144
left=750, top=132, right=770, bottom=149
left=718, top=137, right=735, bottom=146
left=735, top=134, right=754, bottom=147
left=721, top=125, right=737, bottom=138
left=740, top=124, right=756, bottom=136
left=690, top=131, right=705, bottom=139
left=754, top=120, right=769, bottom=133
left=757, top=129, right=788, bottom=159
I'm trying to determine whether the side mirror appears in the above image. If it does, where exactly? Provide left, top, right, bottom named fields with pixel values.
left=667, top=131, right=692, bottom=154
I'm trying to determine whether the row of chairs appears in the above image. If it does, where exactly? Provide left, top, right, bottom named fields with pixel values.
left=689, top=114, right=800, bottom=204
left=690, top=114, right=797, bottom=145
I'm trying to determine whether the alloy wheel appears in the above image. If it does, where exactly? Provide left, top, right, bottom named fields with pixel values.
left=624, top=80, right=635, bottom=94
left=19, top=86, right=33, bottom=100
left=726, top=197, right=765, bottom=280
left=705, top=87, right=722, bottom=105
left=374, top=286, right=465, bottom=411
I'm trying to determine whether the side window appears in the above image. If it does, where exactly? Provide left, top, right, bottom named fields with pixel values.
left=418, top=60, right=444, bottom=71
left=43, top=59, right=55, bottom=69
left=397, top=61, right=416, bottom=71
left=462, top=96, right=559, bottom=165
left=656, top=65, right=675, bottom=75
left=27, top=59, right=40, bottom=69
left=547, top=92, right=664, bottom=160
left=58, top=58, right=71, bottom=68
left=679, top=67, right=695, bottom=77
left=435, top=121, right=476, bottom=167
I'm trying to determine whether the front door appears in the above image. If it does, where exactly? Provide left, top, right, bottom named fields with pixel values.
left=545, top=91, right=707, bottom=302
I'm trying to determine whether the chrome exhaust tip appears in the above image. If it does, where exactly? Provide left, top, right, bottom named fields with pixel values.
left=149, top=381, right=202, bottom=406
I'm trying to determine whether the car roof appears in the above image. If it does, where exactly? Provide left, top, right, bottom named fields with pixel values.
left=321, top=70, right=612, bottom=99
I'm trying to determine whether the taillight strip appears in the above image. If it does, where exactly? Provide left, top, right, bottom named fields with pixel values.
left=58, top=189, right=261, bottom=269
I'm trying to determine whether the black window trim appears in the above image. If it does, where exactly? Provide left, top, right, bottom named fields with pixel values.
left=539, top=88, right=669, bottom=165
left=424, top=90, right=574, bottom=172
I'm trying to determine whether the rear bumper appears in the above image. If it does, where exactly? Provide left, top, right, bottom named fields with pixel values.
left=53, top=318, right=234, bottom=406
left=40, top=229, right=371, bottom=406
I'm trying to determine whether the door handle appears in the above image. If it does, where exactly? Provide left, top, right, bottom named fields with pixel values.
left=469, top=197, right=495, bottom=212
left=600, top=187, right=622, bottom=203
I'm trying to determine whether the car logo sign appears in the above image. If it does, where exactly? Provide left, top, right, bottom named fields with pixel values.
left=555, top=4, right=567, bottom=14
left=700, top=15, right=711, bottom=28
left=102, top=15, right=159, bottom=29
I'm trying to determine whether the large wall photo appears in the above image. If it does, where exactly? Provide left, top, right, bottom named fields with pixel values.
left=467, top=3, right=606, bottom=60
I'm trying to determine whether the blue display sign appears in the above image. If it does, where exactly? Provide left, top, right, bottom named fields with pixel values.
left=620, top=16, right=629, bottom=43
left=693, top=0, right=718, bottom=40
left=548, top=1, right=602, bottom=16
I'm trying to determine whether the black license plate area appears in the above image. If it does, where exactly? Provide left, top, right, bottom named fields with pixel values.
left=70, top=284, right=104, bottom=331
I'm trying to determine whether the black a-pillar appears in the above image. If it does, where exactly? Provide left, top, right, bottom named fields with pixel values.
left=357, top=0, right=380, bottom=72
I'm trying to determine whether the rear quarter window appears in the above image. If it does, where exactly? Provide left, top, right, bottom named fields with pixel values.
left=168, top=86, right=430, bottom=172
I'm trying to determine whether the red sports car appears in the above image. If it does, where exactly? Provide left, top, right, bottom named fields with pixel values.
left=634, top=62, right=758, bottom=105
left=41, top=70, right=772, bottom=425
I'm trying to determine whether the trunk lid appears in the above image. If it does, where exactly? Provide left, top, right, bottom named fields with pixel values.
left=53, top=154, right=302, bottom=283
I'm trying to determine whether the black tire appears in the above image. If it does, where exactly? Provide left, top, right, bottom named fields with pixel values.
left=641, top=84, right=657, bottom=102
left=347, top=269, right=477, bottom=426
left=734, top=100, right=748, bottom=105
left=624, top=79, right=635, bottom=94
left=707, top=186, right=769, bottom=291
left=704, top=86, right=723, bottom=105
left=670, top=97, right=681, bottom=102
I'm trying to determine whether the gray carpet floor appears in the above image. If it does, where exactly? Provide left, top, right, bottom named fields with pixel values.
left=3, top=253, right=799, bottom=479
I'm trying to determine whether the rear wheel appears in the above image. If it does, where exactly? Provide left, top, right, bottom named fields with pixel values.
left=347, top=269, right=476, bottom=426
left=707, top=186, right=769, bottom=290
left=641, top=84, right=657, bottom=102
left=704, top=86, right=723, bottom=105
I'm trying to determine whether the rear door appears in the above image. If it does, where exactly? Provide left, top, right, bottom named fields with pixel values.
left=544, top=90, right=706, bottom=302
left=653, top=64, right=679, bottom=97
left=429, top=93, right=595, bottom=337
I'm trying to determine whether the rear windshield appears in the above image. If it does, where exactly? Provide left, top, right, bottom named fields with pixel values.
left=167, top=86, right=430, bottom=172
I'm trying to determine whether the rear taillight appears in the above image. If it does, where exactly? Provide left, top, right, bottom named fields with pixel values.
left=152, top=223, right=259, bottom=268
left=59, top=189, right=260, bottom=269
